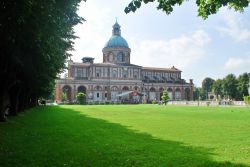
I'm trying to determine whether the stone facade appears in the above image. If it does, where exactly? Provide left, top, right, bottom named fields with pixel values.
left=55, top=21, right=193, bottom=103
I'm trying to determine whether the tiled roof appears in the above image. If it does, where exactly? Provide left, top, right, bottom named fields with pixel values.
left=142, top=66, right=181, bottom=72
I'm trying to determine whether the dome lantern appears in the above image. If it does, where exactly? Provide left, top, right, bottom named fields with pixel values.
left=102, top=20, right=131, bottom=64
left=104, top=20, right=129, bottom=48
left=112, top=20, right=121, bottom=36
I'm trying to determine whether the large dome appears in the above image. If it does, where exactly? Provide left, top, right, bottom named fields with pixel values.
left=104, top=35, right=129, bottom=48
left=104, top=21, right=129, bottom=48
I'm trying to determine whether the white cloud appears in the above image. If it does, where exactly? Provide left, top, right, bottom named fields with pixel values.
left=225, top=55, right=250, bottom=71
left=218, top=9, right=250, bottom=42
left=70, top=1, right=112, bottom=62
left=70, top=2, right=211, bottom=73
left=130, top=30, right=211, bottom=70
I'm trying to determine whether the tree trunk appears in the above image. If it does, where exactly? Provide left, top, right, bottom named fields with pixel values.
left=0, top=89, right=10, bottom=122
left=9, top=84, right=22, bottom=116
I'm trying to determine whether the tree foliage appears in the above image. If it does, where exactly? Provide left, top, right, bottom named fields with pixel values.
left=213, top=79, right=223, bottom=99
left=223, top=74, right=238, bottom=99
left=161, top=90, right=169, bottom=105
left=196, top=73, right=249, bottom=101
left=0, top=0, right=84, bottom=121
left=125, top=0, right=250, bottom=19
left=201, top=77, right=215, bottom=100
left=237, top=73, right=249, bottom=98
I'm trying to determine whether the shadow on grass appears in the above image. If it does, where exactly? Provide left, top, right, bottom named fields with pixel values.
left=0, top=106, right=249, bottom=167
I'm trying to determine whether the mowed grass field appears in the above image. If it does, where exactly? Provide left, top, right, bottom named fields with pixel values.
left=0, top=105, right=250, bottom=167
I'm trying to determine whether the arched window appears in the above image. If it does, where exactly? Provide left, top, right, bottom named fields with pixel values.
left=117, top=52, right=124, bottom=62
left=109, top=53, right=113, bottom=62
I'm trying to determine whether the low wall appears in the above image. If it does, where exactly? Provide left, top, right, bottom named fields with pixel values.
left=167, top=101, right=246, bottom=106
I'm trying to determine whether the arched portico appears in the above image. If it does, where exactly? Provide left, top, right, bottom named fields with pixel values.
left=167, top=88, right=173, bottom=100
left=149, top=87, right=156, bottom=101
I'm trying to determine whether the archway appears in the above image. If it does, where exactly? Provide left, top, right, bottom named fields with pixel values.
left=93, top=86, right=102, bottom=101
left=111, top=86, right=119, bottom=101
left=175, top=88, right=181, bottom=100
left=77, top=85, right=86, bottom=94
left=167, top=88, right=173, bottom=100
left=62, top=85, right=72, bottom=103
left=134, top=86, right=139, bottom=91
left=121, top=86, right=130, bottom=102
left=122, top=86, right=129, bottom=91
left=149, top=87, right=156, bottom=101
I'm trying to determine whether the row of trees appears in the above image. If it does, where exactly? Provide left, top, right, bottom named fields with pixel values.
left=0, top=0, right=84, bottom=121
left=193, top=73, right=250, bottom=101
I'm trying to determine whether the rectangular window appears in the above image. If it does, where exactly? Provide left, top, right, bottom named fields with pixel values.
left=76, top=68, right=83, bottom=77
left=96, top=67, right=101, bottom=77
left=97, top=93, right=99, bottom=98
left=82, top=68, right=87, bottom=77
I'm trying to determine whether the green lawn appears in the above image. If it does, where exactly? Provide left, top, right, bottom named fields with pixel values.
left=0, top=105, right=250, bottom=167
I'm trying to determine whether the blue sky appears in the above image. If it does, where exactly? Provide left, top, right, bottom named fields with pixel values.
left=71, top=0, right=250, bottom=87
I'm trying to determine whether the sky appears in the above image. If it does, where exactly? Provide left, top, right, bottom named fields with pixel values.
left=70, top=0, right=250, bottom=87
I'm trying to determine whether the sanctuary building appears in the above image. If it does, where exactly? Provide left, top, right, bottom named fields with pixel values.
left=55, top=21, right=193, bottom=103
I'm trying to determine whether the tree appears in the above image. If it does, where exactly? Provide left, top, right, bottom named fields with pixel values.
left=213, top=79, right=223, bottom=100
left=125, top=0, right=250, bottom=19
left=223, top=74, right=238, bottom=99
left=236, top=73, right=249, bottom=100
left=76, top=92, right=86, bottom=105
left=161, top=90, right=169, bottom=105
left=193, top=87, right=201, bottom=101
left=202, top=77, right=215, bottom=100
left=1, top=0, right=84, bottom=121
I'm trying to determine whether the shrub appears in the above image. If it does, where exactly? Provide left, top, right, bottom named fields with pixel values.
left=161, top=90, right=169, bottom=105
left=152, top=99, right=157, bottom=104
left=76, top=92, right=86, bottom=105
left=243, top=96, right=250, bottom=105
